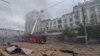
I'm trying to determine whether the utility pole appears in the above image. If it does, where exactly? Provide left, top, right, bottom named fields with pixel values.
left=82, top=7, right=88, bottom=45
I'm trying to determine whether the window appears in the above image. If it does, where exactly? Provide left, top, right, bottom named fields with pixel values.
left=54, top=22, right=56, bottom=24
left=58, top=25, right=62, bottom=29
left=89, top=6, right=96, bottom=14
left=75, top=21, right=80, bottom=25
left=58, top=19, right=62, bottom=24
left=43, top=28, right=45, bottom=31
left=99, top=14, right=100, bottom=20
left=74, top=9, right=79, bottom=15
left=70, top=18, right=73, bottom=22
left=54, top=26, right=56, bottom=29
left=64, top=24, right=67, bottom=27
left=75, top=15, right=79, bottom=20
left=64, top=19, right=67, bottom=23
left=70, top=23, right=73, bottom=27
left=46, top=22, right=48, bottom=26
left=90, top=14, right=97, bottom=24
left=97, top=5, right=100, bottom=12
left=46, top=27, right=48, bottom=30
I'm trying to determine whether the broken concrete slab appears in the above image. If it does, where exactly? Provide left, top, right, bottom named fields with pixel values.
left=6, top=46, right=22, bottom=54
left=6, top=45, right=33, bottom=55
left=21, top=48, right=33, bottom=55
left=6, top=46, right=17, bottom=53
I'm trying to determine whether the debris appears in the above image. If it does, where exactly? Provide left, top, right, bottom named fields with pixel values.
left=21, top=48, right=33, bottom=55
left=42, top=54, right=48, bottom=56
left=6, top=45, right=33, bottom=55
left=7, top=42, right=12, bottom=46
left=60, top=49, right=78, bottom=56
left=60, top=49, right=74, bottom=53
left=6, top=46, right=17, bottom=53
left=0, top=52, right=4, bottom=56
left=6, top=45, right=21, bottom=54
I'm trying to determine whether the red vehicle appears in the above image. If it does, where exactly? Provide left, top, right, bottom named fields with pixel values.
left=19, top=34, right=46, bottom=44
left=30, top=35, right=46, bottom=43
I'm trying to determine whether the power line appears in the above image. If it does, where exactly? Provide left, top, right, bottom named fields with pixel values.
left=44, top=0, right=67, bottom=10
left=41, top=0, right=68, bottom=19
left=1, top=0, right=10, bottom=4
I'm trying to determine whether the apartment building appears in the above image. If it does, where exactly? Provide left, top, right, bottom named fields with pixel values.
left=25, top=0, right=100, bottom=33
left=40, top=17, right=69, bottom=33
left=73, top=0, right=100, bottom=26
left=62, top=0, right=100, bottom=28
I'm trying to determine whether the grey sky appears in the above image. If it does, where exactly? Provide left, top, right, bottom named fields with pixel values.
left=0, top=0, right=89, bottom=30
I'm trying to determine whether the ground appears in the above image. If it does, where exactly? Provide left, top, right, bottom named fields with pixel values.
left=0, top=42, right=100, bottom=56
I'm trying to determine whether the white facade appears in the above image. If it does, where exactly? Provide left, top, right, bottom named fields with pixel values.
left=62, top=0, right=100, bottom=28
left=40, top=18, right=68, bottom=32
left=62, top=12, right=76, bottom=29
left=73, top=0, right=100, bottom=26
left=25, top=0, right=100, bottom=33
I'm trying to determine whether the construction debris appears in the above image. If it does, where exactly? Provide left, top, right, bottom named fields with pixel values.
left=6, top=45, right=33, bottom=55
left=60, top=49, right=74, bottom=53
left=6, top=46, right=17, bottom=53
left=21, top=48, right=33, bottom=55
left=60, top=49, right=78, bottom=56
left=0, top=42, right=100, bottom=56
left=42, top=54, right=48, bottom=56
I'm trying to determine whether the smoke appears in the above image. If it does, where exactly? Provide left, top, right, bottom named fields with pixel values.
left=33, top=0, right=51, bottom=19
left=34, top=0, right=46, bottom=11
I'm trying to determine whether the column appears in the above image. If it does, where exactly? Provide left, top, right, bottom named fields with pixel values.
left=79, top=8, right=83, bottom=24
left=95, top=5, right=100, bottom=23
left=86, top=7, right=91, bottom=24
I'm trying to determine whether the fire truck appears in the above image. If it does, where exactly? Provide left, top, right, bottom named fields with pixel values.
left=20, top=11, right=46, bottom=43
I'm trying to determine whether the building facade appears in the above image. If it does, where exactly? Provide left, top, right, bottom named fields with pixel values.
left=36, top=17, right=70, bottom=33
left=73, top=0, right=100, bottom=26
left=25, top=0, right=100, bottom=33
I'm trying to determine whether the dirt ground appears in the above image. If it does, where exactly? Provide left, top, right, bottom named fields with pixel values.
left=0, top=42, right=100, bottom=56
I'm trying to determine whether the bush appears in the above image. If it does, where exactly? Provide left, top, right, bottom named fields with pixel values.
left=77, top=24, right=100, bottom=38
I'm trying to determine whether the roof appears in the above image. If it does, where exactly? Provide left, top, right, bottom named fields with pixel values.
left=74, top=0, right=100, bottom=8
